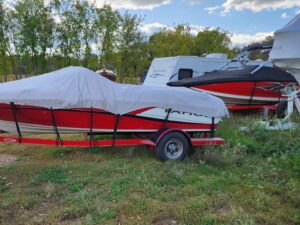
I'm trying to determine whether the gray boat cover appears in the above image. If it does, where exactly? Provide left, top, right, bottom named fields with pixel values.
left=276, top=13, right=300, bottom=33
left=270, top=14, right=300, bottom=60
left=0, top=67, right=228, bottom=117
left=269, top=13, right=300, bottom=83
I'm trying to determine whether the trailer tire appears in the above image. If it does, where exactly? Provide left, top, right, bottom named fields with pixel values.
left=155, top=132, right=190, bottom=161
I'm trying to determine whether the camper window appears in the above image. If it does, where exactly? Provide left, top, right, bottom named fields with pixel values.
left=178, top=69, right=193, bottom=80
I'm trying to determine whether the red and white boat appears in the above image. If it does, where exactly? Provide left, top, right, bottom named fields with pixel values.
left=96, top=68, right=117, bottom=81
left=0, top=67, right=228, bottom=160
left=0, top=66, right=228, bottom=134
left=168, top=65, right=298, bottom=110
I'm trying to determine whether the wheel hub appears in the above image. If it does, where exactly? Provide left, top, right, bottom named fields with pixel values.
left=164, top=139, right=183, bottom=159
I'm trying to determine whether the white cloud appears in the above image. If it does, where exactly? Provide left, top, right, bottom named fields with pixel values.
left=297, top=9, right=300, bottom=14
left=140, top=23, right=174, bottom=35
left=231, top=32, right=273, bottom=47
left=189, top=25, right=205, bottom=35
left=281, top=13, right=290, bottom=19
left=186, top=0, right=205, bottom=4
left=222, top=0, right=300, bottom=13
left=92, top=0, right=171, bottom=10
left=205, top=6, right=221, bottom=14
left=140, top=23, right=205, bottom=36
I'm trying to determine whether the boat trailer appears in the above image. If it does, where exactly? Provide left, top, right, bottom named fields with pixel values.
left=0, top=131, right=224, bottom=161
left=0, top=134, right=224, bottom=148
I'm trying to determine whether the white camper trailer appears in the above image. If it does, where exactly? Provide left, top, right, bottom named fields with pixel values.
left=143, top=54, right=229, bottom=86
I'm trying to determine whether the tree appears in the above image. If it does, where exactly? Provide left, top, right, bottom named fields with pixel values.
left=0, top=0, right=10, bottom=81
left=118, top=12, right=143, bottom=82
left=149, top=24, right=194, bottom=58
left=73, top=0, right=95, bottom=67
left=13, top=0, right=54, bottom=73
left=192, top=28, right=234, bottom=57
left=0, top=0, right=244, bottom=83
left=37, top=4, right=54, bottom=71
left=53, top=0, right=81, bottom=67
left=94, top=4, right=120, bottom=67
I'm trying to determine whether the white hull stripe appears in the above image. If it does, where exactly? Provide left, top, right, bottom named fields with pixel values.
left=192, top=88, right=280, bottom=101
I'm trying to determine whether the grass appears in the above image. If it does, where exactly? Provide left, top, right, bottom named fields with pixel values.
left=0, top=114, right=299, bottom=225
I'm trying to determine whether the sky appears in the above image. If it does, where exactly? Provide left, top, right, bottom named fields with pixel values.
left=5, top=0, right=300, bottom=47
left=94, top=0, right=300, bottom=47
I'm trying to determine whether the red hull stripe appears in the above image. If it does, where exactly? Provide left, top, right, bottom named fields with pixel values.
left=0, top=104, right=216, bottom=132
left=0, top=136, right=224, bottom=147
left=227, top=104, right=277, bottom=111
left=193, top=81, right=291, bottom=98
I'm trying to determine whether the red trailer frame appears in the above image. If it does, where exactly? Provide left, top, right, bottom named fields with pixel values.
left=0, top=134, right=224, bottom=148
left=0, top=130, right=224, bottom=161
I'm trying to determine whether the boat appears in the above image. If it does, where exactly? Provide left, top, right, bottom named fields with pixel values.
left=0, top=66, right=228, bottom=135
left=167, top=63, right=298, bottom=111
left=142, top=51, right=293, bottom=110
left=0, top=66, right=229, bottom=160
left=96, top=68, right=117, bottom=81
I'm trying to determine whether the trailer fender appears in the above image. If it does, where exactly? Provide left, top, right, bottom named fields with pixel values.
left=154, top=128, right=192, bottom=149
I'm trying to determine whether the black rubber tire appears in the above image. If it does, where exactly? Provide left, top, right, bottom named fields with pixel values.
left=155, top=131, right=190, bottom=161
left=276, top=101, right=288, bottom=118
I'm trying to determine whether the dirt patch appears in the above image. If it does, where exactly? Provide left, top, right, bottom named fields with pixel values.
left=116, top=214, right=128, bottom=225
left=0, top=154, right=17, bottom=167
left=210, top=193, right=231, bottom=215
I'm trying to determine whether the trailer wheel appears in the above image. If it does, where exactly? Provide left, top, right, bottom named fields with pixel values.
left=155, top=132, right=190, bottom=161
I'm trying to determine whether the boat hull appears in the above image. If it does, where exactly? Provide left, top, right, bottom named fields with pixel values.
left=0, top=104, right=217, bottom=134
left=192, top=81, right=294, bottom=108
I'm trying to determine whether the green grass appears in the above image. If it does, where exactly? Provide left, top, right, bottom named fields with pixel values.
left=0, top=115, right=299, bottom=224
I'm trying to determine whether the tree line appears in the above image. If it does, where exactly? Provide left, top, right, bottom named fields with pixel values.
left=0, top=0, right=246, bottom=83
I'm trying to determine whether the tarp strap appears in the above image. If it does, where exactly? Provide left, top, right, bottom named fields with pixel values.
left=89, top=107, right=95, bottom=147
left=210, top=117, right=215, bottom=138
left=164, top=108, right=172, bottom=127
left=112, top=114, right=120, bottom=147
left=10, top=102, right=22, bottom=143
left=50, top=107, right=63, bottom=146
left=248, top=81, right=257, bottom=106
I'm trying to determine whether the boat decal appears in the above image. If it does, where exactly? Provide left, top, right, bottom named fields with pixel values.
left=192, top=87, right=281, bottom=101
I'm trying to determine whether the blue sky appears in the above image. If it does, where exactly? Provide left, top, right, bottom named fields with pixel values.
left=6, top=0, right=300, bottom=46
left=98, top=0, right=300, bottom=46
